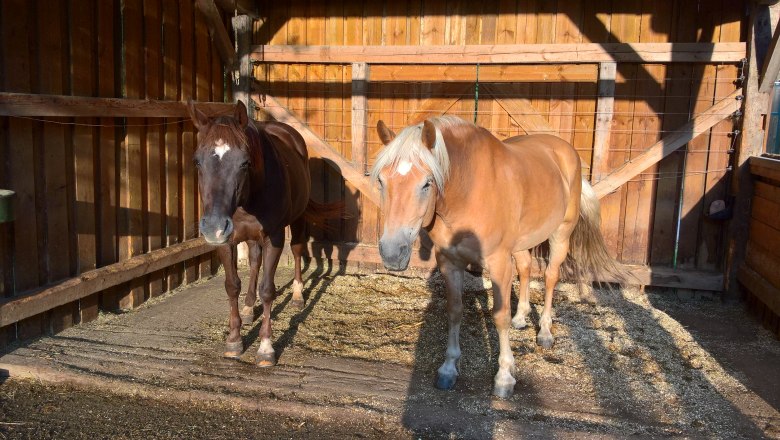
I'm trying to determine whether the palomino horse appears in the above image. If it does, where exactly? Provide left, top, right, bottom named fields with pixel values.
left=188, top=100, right=339, bottom=366
left=372, top=116, right=625, bottom=398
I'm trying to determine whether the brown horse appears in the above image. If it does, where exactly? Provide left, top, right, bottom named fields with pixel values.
left=188, top=100, right=339, bottom=366
left=372, top=116, right=625, bottom=398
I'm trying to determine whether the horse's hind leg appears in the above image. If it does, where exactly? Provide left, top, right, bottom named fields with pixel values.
left=289, top=218, right=307, bottom=309
left=511, top=250, right=532, bottom=329
left=538, top=228, right=574, bottom=349
left=240, top=240, right=262, bottom=325
left=486, top=252, right=517, bottom=398
left=434, top=251, right=464, bottom=391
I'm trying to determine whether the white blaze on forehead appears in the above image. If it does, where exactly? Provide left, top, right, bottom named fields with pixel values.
left=213, top=139, right=231, bottom=160
left=397, top=160, right=413, bottom=175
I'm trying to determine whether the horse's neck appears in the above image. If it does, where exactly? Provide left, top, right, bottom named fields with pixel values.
left=247, top=129, right=289, bottom=226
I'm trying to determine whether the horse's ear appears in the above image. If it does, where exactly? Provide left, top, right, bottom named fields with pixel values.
left=234, top=100, right=249, bottom=128
left=421, top=120, right=437, bottom=151
left=377, top=120, right=396, bottom=145
left=187, top=99, right=210, bottom=132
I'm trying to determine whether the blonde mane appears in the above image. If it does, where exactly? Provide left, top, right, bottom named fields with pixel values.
left=370, top=115, right=468, bottom=192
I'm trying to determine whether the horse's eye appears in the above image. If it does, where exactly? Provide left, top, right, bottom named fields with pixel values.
left=193, top=159, right=201, bottom=168
left=422, top=180, right=432, bottom=191
left=240, top=161, right=250, bottom=169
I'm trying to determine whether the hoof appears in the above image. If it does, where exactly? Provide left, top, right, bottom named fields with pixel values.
left=256, top=351, right=276, bottom=368
left=511, top=316, right=528, bottom=329
left=493, top=381, right=516, bottom=399
left=435, top=373, right=457, bottom=390
left=223, top=340, right=243, bottom=359
left=290, top=298, right=305, bottom=310
left=536, top=333, right=555, bottom=349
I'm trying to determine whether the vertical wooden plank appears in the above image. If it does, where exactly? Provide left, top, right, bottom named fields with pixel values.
left=727, top=3, right=774, bottom=295
left=551, top=0, right=581, bottom=146
left=351, top=63, right=370, bottom=174
left=96, top=0, right=119, bottom=312
left=600, top=3, right=641, bottom=260
left=621, top=1, right=673, bottom=264
left=195, top=0, right=212, bottom=277
left=677, top=2, right=722, bottom=269
left=4, top=0, right=43, bottom=339
left=699, top=0, right=741, bottom=270
left=343, top=1, right=362, bottom=243
left=324, top=1, right=347, bottom=241
left=490, top=0, right=516, bottom=139
left=180, top=0, right=199, bottom=284
left=210, top=7, right=225, bottom=275
left=477, top=0, right=497, bottom=130
left=362, top=2, right=383, bottom=250
left=163, top=0, right=182, bottom=290
left=144, top=0, right=166, bottom=295
left=592, top=62, right=617, bottom=182
left=70, top=0, right=99, bottom=325
left=650, top=0, right=696, bottom=266
left=39, top=0, right=78, bottom=334
left=38, top=0, right=71, bottom=285
left=120, top=0, right=146, bottom=308
left=307, top=0, right=327, bottom=235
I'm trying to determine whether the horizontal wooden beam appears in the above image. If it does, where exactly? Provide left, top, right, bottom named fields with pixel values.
left=294, top=241, right=724, bottom=291
left=370, top=64, right=598, bottom=82
left=750, top=155, right=780, bottom=181
left=592, top=88, right=742, bottom=198
left=0, top=238, right=214, bottom=327
left=253, top=43, right=747, bottom=65
left=0, top=92, right=234, bottom=118
left=258, top=94, right=381, bottom=206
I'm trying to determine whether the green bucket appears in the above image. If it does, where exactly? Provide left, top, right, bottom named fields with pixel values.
left=0, top=190, right=15, bottom=223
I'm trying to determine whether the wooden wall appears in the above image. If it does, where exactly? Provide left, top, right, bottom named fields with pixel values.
left=253, top=0, right=745, bottom=272
left=0, top=0, right=227, bottom=345
left=739, top=157, right=780, bottom=337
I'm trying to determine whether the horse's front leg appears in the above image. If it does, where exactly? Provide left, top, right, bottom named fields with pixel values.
left=256, top=237, right=283, bottom=367
left=486, top=252, right=517, bottom=398
left=217, top=244, right=243, bottom=358
left=240, top=240, right=262, bottom=325
left=435, top=251, right=464, bottom=391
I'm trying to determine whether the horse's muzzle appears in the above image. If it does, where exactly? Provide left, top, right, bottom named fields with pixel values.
left=200, top=215, right=234, bottom=245
left=379, top=236, right=412, bottom=272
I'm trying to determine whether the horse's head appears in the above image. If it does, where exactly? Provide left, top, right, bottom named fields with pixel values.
left=188, top=100, right=258, bottom=245
left=372, top=119, right=449, bottom=271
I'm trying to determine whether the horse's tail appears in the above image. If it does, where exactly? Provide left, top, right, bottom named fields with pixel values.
left=301, top=199, right=346, bottom=233
left=566, top=179, right=631, bottom=285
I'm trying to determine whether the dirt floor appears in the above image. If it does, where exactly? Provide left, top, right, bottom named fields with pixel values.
left=1, top=261, right=779, bottom=439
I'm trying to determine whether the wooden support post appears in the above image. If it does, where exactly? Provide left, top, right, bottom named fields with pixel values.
left=351, top=62, right=369, bottom=174
left=726, top=4, right=774, bottom=298
left=0, top=190, right=14, bottom=299
left=194, top=0, right=235, bottom=66
left=232, top=14, right=252, bottom=266
left=760, top=17, right=780, bottom=93
left=592, top=62, right=616, bottom=182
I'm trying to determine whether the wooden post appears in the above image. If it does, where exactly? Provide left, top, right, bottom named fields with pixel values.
left=351, top=62, right=369, bottom=174
left=232, top=14, right=252, bottom=265
left=0, top=190, right=14, bottom=299
left=725, top=4, right=773, bottom=298
left=592, top=62, right=616, bottom=182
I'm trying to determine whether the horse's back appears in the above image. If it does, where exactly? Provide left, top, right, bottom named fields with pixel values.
left=502, top=134, right=581, bottom=184
left=254, top=121, right=311, bottom=221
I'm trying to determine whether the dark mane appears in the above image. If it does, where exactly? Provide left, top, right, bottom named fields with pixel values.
left=198, top=116, right=251, bottom=151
